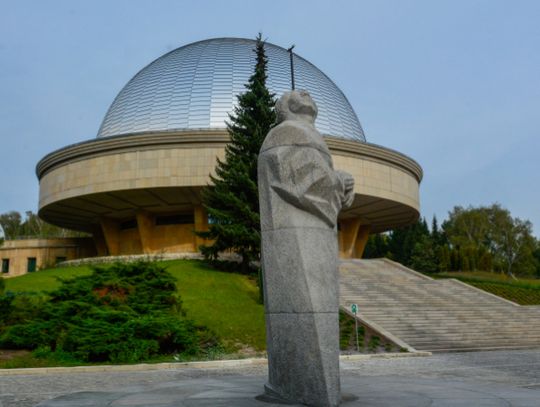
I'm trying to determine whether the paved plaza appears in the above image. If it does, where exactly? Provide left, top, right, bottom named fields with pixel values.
left=0, top=350, right=538, bottom=406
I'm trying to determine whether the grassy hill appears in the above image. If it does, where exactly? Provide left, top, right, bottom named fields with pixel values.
left=4, top=265, right=93, bottom=292
left=430, top=271, right=540, bottom=305
left=5, top=261, right=536, bottom=369
left=3, top=260, right=266, bottom=353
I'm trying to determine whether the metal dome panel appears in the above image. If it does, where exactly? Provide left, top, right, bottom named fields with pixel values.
left=97, top=38, right=365, bottom=141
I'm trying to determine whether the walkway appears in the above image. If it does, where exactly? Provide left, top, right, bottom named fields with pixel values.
left=0, top=350, right=538, bottom=406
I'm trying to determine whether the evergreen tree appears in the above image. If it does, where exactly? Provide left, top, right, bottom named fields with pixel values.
left=363, top=233, right=389, bottom=258
left=387, top=219, right=430, bottom=266
left=431, top=214, right=449, bottom=247
left=410, top=235, right=438, bottom=273
left=196, top=34, right=276, bottom=271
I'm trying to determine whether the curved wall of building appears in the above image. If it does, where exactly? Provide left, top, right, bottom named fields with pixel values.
left=37, top=131, right=421, bottom=258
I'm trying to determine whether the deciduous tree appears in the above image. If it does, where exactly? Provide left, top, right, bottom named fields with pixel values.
left=0, top=211, right=22, bottom=240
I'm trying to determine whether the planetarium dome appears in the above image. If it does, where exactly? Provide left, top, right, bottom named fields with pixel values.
left=97, top=37, right=365, bottom=142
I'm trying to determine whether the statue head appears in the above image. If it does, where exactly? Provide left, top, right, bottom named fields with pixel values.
left=275, top=90, right=318, bottom=125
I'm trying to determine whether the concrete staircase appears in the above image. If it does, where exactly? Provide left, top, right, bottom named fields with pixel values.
left=339, top=258, right=540, bottom=352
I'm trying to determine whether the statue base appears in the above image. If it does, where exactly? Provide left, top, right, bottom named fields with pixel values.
left=255, top=384, right=359, bottom=406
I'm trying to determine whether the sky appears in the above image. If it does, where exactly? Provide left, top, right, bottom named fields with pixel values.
left=1, top=0, right=539, bottom=236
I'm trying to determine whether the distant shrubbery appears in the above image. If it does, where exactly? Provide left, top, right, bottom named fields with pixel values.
left=434, top=274, right=540, bottom=305
left=0, top=262, right=220, bottom=363
left=339, top=310, right=400, bottom=353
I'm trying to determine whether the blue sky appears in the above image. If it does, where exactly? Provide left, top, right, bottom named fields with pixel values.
left=1, top=0, right=539, bottom=236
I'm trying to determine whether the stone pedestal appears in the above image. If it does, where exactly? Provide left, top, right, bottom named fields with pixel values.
left=262, top=229, right=340, bottom=406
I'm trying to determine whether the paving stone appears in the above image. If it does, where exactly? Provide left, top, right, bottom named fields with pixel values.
left=33, top=375, right=540, bottom=407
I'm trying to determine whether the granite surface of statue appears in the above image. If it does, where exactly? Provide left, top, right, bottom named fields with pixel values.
left=258, top=90, right=354, bottom=407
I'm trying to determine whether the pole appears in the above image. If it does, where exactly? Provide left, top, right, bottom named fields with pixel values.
left=352, top=304, right=359, bottom=352
left=355, top=314, right=359, bottom=352
left=287, top=45, right=295, bottom=90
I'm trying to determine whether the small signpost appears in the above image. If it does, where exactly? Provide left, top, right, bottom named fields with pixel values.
left=351, top=303, right=360, bottom=352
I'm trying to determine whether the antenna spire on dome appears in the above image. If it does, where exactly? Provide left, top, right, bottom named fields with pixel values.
left=287, top=45, right=295, bottom=90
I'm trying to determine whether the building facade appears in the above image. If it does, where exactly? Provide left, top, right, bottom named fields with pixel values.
left=0, top=238, right=96, bottom=277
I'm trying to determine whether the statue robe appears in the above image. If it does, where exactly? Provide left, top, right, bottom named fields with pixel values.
left=258, top=119, right=350, bottom=407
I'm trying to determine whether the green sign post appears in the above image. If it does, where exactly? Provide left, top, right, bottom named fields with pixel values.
left=351, top=303, right=359, bottom=352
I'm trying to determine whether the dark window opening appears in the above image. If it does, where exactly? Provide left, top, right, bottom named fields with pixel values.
left=56, top=256, right=67, bottom=265
left=155, top=214, right=194, bottom=226
left=120, top=219, right=137, bottom=230
left=27, top=257, right=37, bottom=273
left=1, top=259, right=9, bottom=274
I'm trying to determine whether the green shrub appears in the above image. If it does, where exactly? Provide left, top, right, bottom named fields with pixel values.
left=0, top=292, right=49, bottom=329
left=0, top=293, right=14, bottom=325
left=32, top=346, right=81, bottom=365
left=9, top=293, right=48, bottom=323
left=0, top=262, right=219, bottom=363
left=339, top=310, right=365, bottom=351
left=368, top=335, right=381, bottom=352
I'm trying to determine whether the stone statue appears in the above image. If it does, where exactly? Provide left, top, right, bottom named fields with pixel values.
left=258, top=90, right=354, bottom=406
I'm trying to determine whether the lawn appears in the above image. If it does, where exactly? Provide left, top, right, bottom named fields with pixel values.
left=4, top=265, right=93, bottom=292
left=163, top=260, right=266, bottom=351
left=431, top=271, right=540, bottom=305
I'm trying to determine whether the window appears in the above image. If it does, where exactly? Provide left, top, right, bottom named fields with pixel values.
left=155, top=214, right=194, bottom=226
left=27, top=257, right=37, bottom=273
left=120, top=219, right=137, bottom=230
left=1, top=259, right=9, bottom=274
left=56, top=256, right=67, bottom=265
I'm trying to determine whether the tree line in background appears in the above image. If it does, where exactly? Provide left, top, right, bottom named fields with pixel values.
left=364, top=203, right=540, bottom=277
left=0, top=211, right=85, bottom=242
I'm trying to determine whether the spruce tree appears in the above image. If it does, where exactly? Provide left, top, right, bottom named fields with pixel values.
left=431, top=215, right=440, bottom=244
left=197, top=34, right=276, bottom=271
